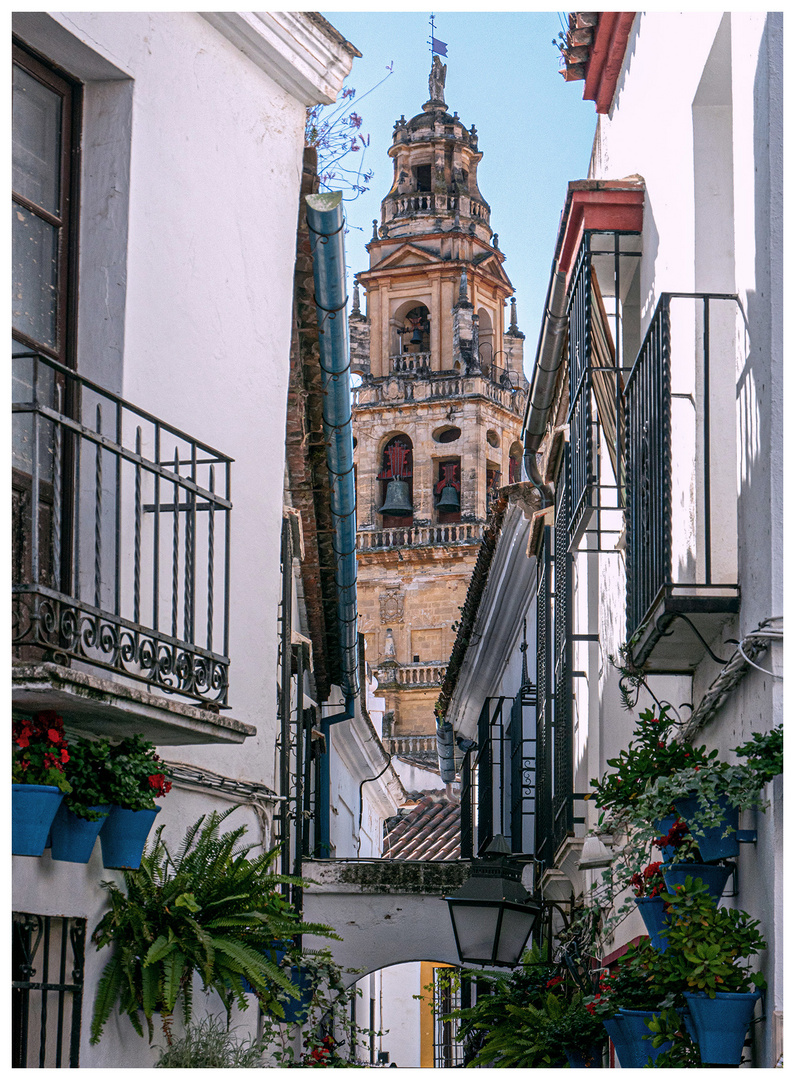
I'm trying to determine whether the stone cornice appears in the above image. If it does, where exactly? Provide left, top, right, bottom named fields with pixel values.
left=201, top=12, right=355, bottom=105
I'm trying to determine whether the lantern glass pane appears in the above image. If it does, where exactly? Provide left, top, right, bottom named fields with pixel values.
left=494, top=905, right=535, bottom=966
left=451, top=902, right=500, bottom=963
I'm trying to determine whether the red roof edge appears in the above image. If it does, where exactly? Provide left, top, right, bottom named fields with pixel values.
left=583, top=11, right=636, bottom=114
left=555, top=181, right=645, bottom=278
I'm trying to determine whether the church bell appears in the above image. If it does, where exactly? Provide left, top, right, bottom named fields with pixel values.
left=410, top=326, right=423, bottom=345
left=436, top=483, right=461, bottom=513
left=379, top=478, right=413, bottom=516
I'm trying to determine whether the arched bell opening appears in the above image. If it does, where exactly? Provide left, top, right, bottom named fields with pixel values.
left=508, top=440, right=524, bottom=484
left=394, top=302, right=431, bottom=357
left=378, top=434, right=414, bottom=527
left=477, top=307, right=494, bottom=375
left=435, top=456, right=461, bottom=524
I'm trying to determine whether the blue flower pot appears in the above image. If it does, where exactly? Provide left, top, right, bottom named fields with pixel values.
left=99, top=805, right=161, bottom=870
left=603, top=1016, right=637, bottom=1068
left=279, top=967, right=316, bottom=1025
left=634, top=896, right=669, bottom=952
left=12, top=784, right=65, bottom=857
left=50, top=804, right=111, bottom=863
left=674, top=794, right=739, bottom=861
left=653, top=814, right=679, bottom=864
left=564, top=1044, right=602, bottom=1067
left=242, top=940, right=289, bottom=994
left=663, top=862, right=733, bottom=904
left=618, top=1009, right=673, bottom=1066
left=683, top=991, right=760, bottom=1066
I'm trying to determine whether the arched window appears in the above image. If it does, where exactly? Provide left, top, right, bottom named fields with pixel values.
left=509, top=441, right=523, bottom=485
left=394, top=303, right=431, bottom=357
left=435, top=457, right=461, bottom=524
left=477, top=307, right=494, bottom=374
left=378, top=435, right=413, bottom=527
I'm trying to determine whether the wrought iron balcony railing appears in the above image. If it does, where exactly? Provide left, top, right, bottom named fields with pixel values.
left=624, top=293, right=741, bottom=667
left=12, top=351, right=232, bottom=706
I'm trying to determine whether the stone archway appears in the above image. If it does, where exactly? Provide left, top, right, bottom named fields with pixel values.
left=301, top=859, right=470, bottom=986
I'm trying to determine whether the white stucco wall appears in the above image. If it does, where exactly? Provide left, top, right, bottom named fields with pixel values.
left=12, top=10, right=355, bottom=1068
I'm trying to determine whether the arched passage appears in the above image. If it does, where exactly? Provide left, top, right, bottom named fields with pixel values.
left=301, top=859, right=470, bottom=987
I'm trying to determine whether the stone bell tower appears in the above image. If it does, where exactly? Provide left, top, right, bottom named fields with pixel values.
left=351, top=58, right=528, bottom=754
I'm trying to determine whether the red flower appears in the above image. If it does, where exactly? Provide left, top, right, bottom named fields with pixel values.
left=545, top=975, right=564, bottom=988
left=148, top=773, right=172, bottom=798
left=585, top=1002, right=596, bottom=1015
left=48, top=728, right=61, bottom=744
left=16, top=733, right=30, bottom=748
left=60, top=748, right=70, bottom=763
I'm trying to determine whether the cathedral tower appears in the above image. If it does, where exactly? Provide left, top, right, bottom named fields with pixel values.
left=352, top=58, right=528, bottom=748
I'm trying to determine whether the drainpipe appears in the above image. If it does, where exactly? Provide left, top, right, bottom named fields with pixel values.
left=306, top=190, right=360, bottom=858
left=317, top=699, right=354, bottom=857
left=522, top=262, right=569, bottom=506
left=305, top=191, right=359, bottom=700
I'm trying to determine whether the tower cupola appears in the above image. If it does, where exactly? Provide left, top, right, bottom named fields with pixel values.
left=379, top=57, right=492, bottom=243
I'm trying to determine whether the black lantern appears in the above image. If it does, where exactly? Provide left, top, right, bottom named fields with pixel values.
left=443, top=836, right=540, bottom=967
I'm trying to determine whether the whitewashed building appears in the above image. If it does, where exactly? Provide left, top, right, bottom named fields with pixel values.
left=11, top=11, right=361, bottom=1067
left=440, top=10, right=782, bottom=1068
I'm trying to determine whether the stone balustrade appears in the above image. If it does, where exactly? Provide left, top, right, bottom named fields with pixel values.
left=375, top=663, right=447, bottom=689
left=384, top=734, right=439, bottom=755
left=357, top=522, right=485, bottom=551
left=352, top=373, right=526, bottom=415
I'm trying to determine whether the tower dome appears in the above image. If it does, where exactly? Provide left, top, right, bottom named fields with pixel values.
left=379, top=58, right=492, bottom=244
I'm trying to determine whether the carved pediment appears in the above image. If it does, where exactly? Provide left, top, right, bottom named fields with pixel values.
left=472, top=252, right=513, bottom=289
left=376, top=243, right=440, bottom=270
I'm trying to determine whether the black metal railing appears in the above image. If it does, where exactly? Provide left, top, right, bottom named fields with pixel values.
left=624, top=293, right=738, bottom=642
left=552, top=457, right=573, bottom=856
left=567, top=244, right=594, bottom=539
left=509, top=682, right=537, bottom=855
left=12, top=351, right=232, bottom=706
left=535, top=525, right=553, bottom=868
left=12, top=913, right=86, bottom=1068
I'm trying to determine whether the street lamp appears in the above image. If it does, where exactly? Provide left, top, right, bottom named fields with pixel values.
left=443, top=836, right=540, bottom=967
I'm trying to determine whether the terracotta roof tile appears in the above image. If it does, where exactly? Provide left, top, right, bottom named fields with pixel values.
left=383, top=794, right=460, bottom=861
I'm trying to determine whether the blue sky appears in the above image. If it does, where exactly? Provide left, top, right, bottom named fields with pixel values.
left=318, top=11, right=599, bottom=375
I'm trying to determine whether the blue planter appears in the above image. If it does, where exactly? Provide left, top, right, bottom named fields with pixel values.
left=618, top=1009, right=673, bottom=1067
left=280, top=967, right=316, bottom=1025
left=564, top=1044, right=602, bottom=1068
left=674, top=794, right=739, bottom=861
left=12, top=784, right=65, bottom=857
left=99, top=805, right=161, bottom=870
left=634, top=896, right=669, bottom=952
left=683, top=991, right=760, bottom=1066
left=653, top=814, right=679, bottom=864
left=603, top=1017, right=636, bottom=1068
left=241, top=940, right=289, bottom=994
left=50, top=804, right=111, bottom=863
left=663, top=862, right=733, bottom=904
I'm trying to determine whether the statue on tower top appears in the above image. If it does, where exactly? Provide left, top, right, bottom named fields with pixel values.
left=429, top=55, right=447, bottom=103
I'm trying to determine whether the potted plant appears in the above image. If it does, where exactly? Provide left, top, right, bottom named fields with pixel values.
left=541, top=992, right=606, bottom=1068
left=90, top=808, right=337, bottom=1046
left=98, top=735, right=172, bottom=870
left=653, top=819, right=734, bottom=904
left=658, top=877, right=766, bottom=1066
left=631, top=861, right=670, bottom=951
left=585, top=939, right=681, bottom=1067
left=12, top=712, right=72, bottom=857
left=50, top=737, right=114, bottom=863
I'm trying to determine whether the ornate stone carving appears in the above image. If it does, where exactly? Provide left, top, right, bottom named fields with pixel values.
left=380, top=589, right=404, bottom=624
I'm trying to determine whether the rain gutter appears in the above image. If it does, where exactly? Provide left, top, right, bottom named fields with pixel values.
left=521, top=260, right=568, bottom=507
left=306, top=190, right=359, bottom=858
left=305, top=191, right=359, bottom=700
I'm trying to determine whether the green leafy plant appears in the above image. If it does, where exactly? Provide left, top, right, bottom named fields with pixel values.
left=645, top=1007, right=702, bottom=1067
left=89, top=808, right=337, bottom=1046
left=658, top=877, right=767, bottom=997
left=588, top=706, right=715, bottom=817
left=100, top=735, right=172, bottom=811
left=154, top=1015, right=265, bottom=1067
left=12, top=711, right=72, bottom=793
left=259, top=947, right=381, bottom=1067
left=734, top=724, right=782, bottom=784
left=61, top=737, right=114, bottom=820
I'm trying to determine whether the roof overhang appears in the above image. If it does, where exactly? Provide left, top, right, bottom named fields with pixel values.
left=556, top=180, right=645, bottom=279
left=583, top=11, right=636, bottom=114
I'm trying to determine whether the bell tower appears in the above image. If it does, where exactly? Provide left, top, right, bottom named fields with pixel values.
left=352, top=58, right=528, bottom=752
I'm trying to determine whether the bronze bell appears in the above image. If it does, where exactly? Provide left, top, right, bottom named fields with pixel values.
left=410, top=325, right=423, bottom=345
left=379, top=478, right=413, bottom=516
left=436, top=483, right=460, bottom=513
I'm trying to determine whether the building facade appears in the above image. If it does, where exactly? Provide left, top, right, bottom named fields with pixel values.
left=440, top=10, right=783, bottom=1067
left=351, top=59, right=528, bottom=755
left=11, top=11, right=359, bottom=1067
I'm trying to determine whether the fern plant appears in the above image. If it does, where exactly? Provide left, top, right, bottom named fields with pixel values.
left=90, top=808, right=336, bottom=1046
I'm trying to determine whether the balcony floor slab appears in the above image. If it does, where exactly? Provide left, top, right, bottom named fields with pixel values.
left=11, top=662, right=255, bottom=745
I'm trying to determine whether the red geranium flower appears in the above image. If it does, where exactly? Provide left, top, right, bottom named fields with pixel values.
left=545, top=975, right=564, bottom=988
left=48, top=728, right=61, bottom=743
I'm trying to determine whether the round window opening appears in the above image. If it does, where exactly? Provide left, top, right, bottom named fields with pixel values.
left=486, top=430, right=500, bottom=448
left=433, top=425, right=461, bottom=444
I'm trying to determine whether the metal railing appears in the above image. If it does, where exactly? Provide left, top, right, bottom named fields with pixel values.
left=357, top=522, right=485, bottom=551
left=12, top=351, right=232, bottom=707
left=12, top=913, right=85, bottom=1068
left=624, top=292, right=739, bottom=642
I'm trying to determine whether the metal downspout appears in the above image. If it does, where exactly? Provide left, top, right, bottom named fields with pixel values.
left=305, top=191, right=359, bottom=701
left=306, top=191, right=359, bottom=857
left=522, top=262, right=569, bottom=506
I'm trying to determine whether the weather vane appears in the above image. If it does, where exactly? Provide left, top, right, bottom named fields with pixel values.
left=428, top=13, right=448, bottom=57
